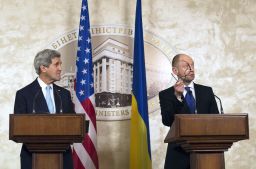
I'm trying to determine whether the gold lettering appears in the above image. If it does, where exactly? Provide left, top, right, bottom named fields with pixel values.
left=118, top=28, right=124, bottom=34
left=96, top=110, right=103, bottom=116
left=116, top=110, right=120, bottom=116
left=67, top=34, right=73, bottom=41
left=90, top=26, right=134, bottom=36
left=91, top=28, right=95, bottom=34
left=112, top=27, right=117, bottom=33
left=127, top=29, right=133, bottom=36
left=102, top=27, right=105, bottom=33
left=106, top=27, right=111, bottom=33
left=60, top=37, right=68, bottom=44
left=56, top=40, right=61, bottom=47
left=95, top=28, right=101, bottom=34
left=52, top=43, right=58, bottom=49
left=71, top=32, right=77, bottom=39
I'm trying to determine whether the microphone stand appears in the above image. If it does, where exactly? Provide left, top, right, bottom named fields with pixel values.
left=214, top=95, right=224, bottom=114
left=32, top=89, right=41, bottom=113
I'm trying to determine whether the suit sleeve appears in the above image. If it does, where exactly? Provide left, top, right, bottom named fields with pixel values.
left=159, top=89, right=186, bottom=126
left=67, top=92, right=75, bottom=114
left=14, top=90, right=27, bottom=114
left=63, top=90, right=75, bottom=114
left=208, top=87, right=220, bottom=114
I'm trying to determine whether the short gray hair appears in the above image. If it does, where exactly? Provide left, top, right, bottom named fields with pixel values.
left=172, top=54, right=182, bottom=67
left=34, top=49, right=61, bottom=75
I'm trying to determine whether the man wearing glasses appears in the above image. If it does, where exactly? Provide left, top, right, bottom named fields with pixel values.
left=159, top=54, right=219, bottom=169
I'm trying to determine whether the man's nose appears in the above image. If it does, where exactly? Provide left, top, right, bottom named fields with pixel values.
left=189, top=65, right=194, bottom=71
left=58, top=65, right=62, bottom=71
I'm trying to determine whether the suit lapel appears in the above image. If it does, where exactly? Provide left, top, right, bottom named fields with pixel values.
left=31, top=79, right=49, bottom=113
left=53, top=85, right=61, bottom=114
left=194, top=83, right=202, bottom=114
left=35, top=91, right=49, bottom=113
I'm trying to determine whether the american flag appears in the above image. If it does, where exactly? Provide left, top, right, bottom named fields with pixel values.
left=72, top=0, right=99, bottom=169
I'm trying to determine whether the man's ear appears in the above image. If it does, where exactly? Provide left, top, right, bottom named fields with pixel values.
left=172, top=67, right=178, bottom=75
left=40, top=65, right=47, bottom=73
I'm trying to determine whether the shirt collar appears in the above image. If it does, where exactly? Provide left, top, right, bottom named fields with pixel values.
left=37, top=77, right=53, bottom=89
left=185, top=82, right=194, bottom=89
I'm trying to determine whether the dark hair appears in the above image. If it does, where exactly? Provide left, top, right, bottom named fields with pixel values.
left=34, top=49, right=61, bottom=75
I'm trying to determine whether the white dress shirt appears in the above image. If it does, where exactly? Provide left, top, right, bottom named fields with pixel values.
left=183, top=82, right=196, bottom=99
left=37, top=77, right=56, bottom=113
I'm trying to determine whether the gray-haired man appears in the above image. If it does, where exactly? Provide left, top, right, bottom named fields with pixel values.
left=14, top=49, right=75, bottom=169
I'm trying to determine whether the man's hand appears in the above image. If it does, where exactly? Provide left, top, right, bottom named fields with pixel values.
left=174, top=80, right=184, bottom=101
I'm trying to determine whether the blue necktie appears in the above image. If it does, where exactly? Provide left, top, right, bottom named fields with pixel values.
left=185, top=87, right=196, bottom=113
left=45, top=86, right=54, bottom=113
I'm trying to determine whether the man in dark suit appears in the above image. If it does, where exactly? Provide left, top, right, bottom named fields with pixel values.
left=159, top=54, right=219, bottom=169
left=14, top=49, right=75, bottom=169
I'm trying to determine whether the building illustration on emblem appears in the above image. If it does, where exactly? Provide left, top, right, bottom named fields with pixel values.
left=56, top=73, right=75, bottom=99
left=57, top=38, right=133, bottom=120
left=93, top=38, right=133, bottom=109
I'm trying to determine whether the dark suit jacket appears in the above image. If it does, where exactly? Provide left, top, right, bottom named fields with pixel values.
left=14, top=79, right=75, bottom=169
left=159, top=83, right=219, bottom=169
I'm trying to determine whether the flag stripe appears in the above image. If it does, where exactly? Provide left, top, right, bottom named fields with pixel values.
left=73, top=143, right=96, bottom=169
left=73, top=150, right=87, bottom=169
left=82, top=135, right=99, bottom=169
left=81, top=99, right=97, bottom=129
left=130, top=94, right=152, bottom=168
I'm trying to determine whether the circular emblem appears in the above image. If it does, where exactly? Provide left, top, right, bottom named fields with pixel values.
left=48, top=25, right=176, bottom=121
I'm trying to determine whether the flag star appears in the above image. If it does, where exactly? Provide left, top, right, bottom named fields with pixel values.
left=80, top=26, right=84, bottom=31
left=77, top=46, right=81, bottom=51
left=78, top=36, right=83, bottom=41
left=80, top=79, right=86, bottom=85
left=85, top=48, right=90, bottom=53
left=79, top=90, right=84, bottom=96
left=80, top=15, right=85, bottom=20
left=76, top=57, right=79, bottom=62
left=86, top=38, right=91, bottom=44
left=82, top=69, right=87, bottom=74
left=84, top=58, right=89, bottom=64
left=82, top=5, right=87, bottom=11
left=90, top=83, right=94, bottom=88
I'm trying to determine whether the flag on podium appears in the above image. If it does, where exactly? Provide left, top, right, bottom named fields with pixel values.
left=130, top=0, right=152, bottom=169
left=72, top=0, right=99, bottom=169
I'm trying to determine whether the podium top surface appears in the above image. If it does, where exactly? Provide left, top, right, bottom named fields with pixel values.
left=165, top=113, right=249, bottom=143
left=9, top=114, right=86, bottom=143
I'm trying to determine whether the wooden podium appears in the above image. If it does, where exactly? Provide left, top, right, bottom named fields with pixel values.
left=9, top=114, right=86, bottom=169
left=164, top=114, right=249, bottom=169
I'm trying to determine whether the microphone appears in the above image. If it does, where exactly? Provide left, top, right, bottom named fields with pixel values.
left=55, top=89, right=63, bottom=113
left=214, top=95, right=224, bottom=114
left=32, top=88, right=41, bottom=113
